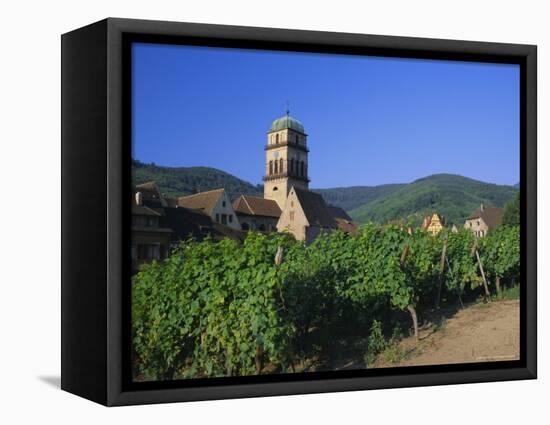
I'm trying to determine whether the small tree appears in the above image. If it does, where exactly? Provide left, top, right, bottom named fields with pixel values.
left=502, top=192, right=520, bottom=226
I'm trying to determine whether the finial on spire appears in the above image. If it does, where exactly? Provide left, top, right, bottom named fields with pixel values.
left=286, top=100, right=290, bottom=116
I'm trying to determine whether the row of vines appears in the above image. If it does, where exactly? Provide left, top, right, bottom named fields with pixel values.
left=132, top=224, right=520, bottom=381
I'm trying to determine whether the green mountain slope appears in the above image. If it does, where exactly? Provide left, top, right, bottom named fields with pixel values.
left=349, top=174, right=518, bottom=225
left=132, top=160, right=262, bottom=200
left=312, top=185, right=404, bottom=212
left=132, top=162, right=517, bottom=227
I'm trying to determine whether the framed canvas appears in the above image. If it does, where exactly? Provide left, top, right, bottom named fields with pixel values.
left=61, top=18, right=537, bottom=406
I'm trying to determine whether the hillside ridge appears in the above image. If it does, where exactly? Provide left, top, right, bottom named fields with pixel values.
left=132, top=161, right=517, bottom=225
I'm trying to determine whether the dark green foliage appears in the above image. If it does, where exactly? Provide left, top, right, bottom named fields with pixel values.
left=444, top=229, right=479, bottom=293
left=480, top=225, right=520, bottom=283
left=132, top=160, right=263, bottom=200
left=502, top=192, right=520, bottom=226
left=349, top=174, right=518, bottom=225
left=366, top=320, right=387, bottom=364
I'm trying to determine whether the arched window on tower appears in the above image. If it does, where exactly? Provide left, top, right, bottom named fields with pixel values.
left=300, top=161, right=305, bottom=177
left=274, top=160, right=278, bottom=174
left=269, top=160, right=273, bottom=175
left=275, top=133, right=279, bottom=144
left=290, top=158, right=295, bottom=174
left=280, top=158, right=284, bottom=174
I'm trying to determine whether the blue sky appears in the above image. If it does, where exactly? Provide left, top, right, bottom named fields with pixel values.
left=132, top=43, right=519, bottom=188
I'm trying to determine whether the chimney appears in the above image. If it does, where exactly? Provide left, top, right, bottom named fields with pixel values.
left=480, top=203, right=484, bottom=212
left=135, top=191, right=143, bottom=206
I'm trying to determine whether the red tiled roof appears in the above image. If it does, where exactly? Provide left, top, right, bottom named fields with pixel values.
left=233, top=195, right=281, bottom=218
left=177, top=189, right=225, bottom=216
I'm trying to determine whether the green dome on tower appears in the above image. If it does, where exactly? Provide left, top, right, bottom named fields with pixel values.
left=269, top=113, right=305, bottom=134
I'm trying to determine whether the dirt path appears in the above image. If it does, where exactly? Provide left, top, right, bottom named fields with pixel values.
left=375, top=300, right=520, bottom=367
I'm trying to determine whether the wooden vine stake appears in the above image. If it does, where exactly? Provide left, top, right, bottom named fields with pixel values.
left=400, top=244, right=419, bottom=342
left=472, top=240, right=491, bottom=302
left=435, top=236, right=448, bottom=310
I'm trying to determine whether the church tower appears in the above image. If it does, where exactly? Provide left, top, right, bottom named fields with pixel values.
left=263, top=111, right=310, bottom=209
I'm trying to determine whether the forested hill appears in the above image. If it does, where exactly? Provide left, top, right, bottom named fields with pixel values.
left=132, top=160, right=262, bottom=200
left=312, top=185, right=404, bottom=212
left=132, top=161, right=517, bottom=226
left=348, top=174, right=518, bottom=226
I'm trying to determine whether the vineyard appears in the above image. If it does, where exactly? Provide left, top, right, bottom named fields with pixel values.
left=131, top=224, right=520, bottom=381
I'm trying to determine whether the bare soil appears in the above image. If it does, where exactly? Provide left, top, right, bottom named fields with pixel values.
left=374, top=299, right=520, bottom=367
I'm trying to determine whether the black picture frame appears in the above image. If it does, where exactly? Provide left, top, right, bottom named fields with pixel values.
left=61, top=17, right=537, bottom=406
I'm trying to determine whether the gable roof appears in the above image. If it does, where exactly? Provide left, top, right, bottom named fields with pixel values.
left=233, top=195, right=282, bottom=218
left=422, top=213, right=445, bottom=229
left=293, top=187, right=337, bottom=228
left=466, top=205, right=503, bottom=229
left=177, top=189, right=225, bottom=216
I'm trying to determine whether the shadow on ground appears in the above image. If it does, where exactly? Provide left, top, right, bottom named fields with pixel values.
left=38, top=376, right=61, bottom=389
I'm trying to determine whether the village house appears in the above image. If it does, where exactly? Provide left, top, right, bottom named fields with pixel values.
left=135, top=181, right=168, bottom=211
left=131, top=191, right=172, bottom=272
left=177, top=188, right=241, bottom=230
left=131, top=112, right=358, bottom=262
left=277, top=187, right=337, bottom=243
left=464, top=204, right=503, bottom=237
left=421, top=213, right=445, bottom=235
left=232, top=194, right=281, bottom=232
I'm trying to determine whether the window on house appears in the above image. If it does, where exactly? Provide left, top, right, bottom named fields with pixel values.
left=280, top=158, right=283, bottom=173
left=274, top=161, right=278, bottom=174
left=269, top=160, right=273, bottom=175
left=222, top=201, right=226, bottom=207
left=242, top=222, right=249, bottom=230
left=221, top=214, right=227, bottom=225
left=229, top=214, right=233, bottom=223
left=291, top=201, right=294, bottom=207
left=216, top=213, right=220, bottom=222
left=290, top=211, right=295, bottom=221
